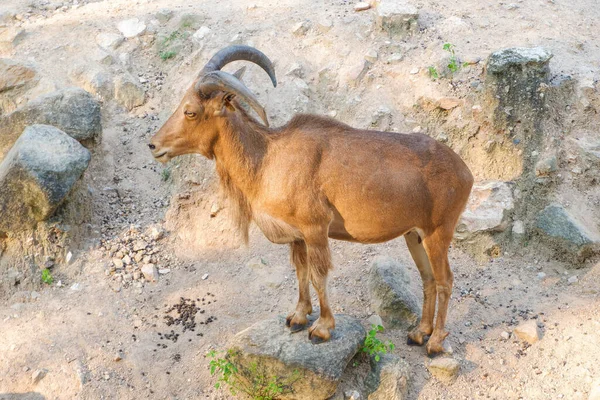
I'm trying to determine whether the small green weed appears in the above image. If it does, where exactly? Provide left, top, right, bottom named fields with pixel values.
left=41, top=269, right=53, bottom=285
left=428, top=66, right=439, bottom=80
left=362, top=324, right=395, bottom=362
left=161, top=167, right=171, bottom=181
left=159, top=50, right=177, bottom=60
left=208, top=350, right=301, bottom=400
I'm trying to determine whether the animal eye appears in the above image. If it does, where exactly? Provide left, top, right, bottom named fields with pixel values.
left=184, top=111, right=197, bottom=118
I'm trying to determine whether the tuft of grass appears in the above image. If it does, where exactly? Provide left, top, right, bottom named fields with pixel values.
left=428, top=43, right=468, bottom=80
left=41, top=269, right=53, bottom=285
left=207, top=350, right=301, bottom=399
left=362, top=324, right=395, bottom=362
left=428, top=66, right=439, bottom=80
left=159, top=50, right=177, bottom=60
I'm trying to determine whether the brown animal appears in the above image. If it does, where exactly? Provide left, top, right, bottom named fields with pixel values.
left=149, top=45, right=473, bottom=355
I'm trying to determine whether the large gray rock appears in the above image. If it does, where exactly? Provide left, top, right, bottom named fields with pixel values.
left=366, top=354, right=409, bottom=400
left=228, top=314, right=365, bottom=400
left=368, top=256, right=420, bottom=329
left=375, top=1, right=419, bottom=38
left=0, top=125, right=90, bottom=233
left=455, top=181, right=514, bottom=239
left=114, top=74, right=145, bottom=111
left=0, top=88, right=101, bottom=160
left=484, top=47, right=552, bottom=133
left=536, top=204, right=599, bottom=259
left=0, top=58, right=37, bottom=92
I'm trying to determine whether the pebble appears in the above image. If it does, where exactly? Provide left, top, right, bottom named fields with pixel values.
left=158, top=268, right=171, bottom=275
left=513, top=320, right=542, bottom=344
left=344, top=390, right=361, bottom=399
left=537, top=272, right=547, bottom=280
left=202, top=273, right=209, bottom=280
left=317, top=18, right=333, bottom=33
left=367, top=314, right=384, bottom=328
left=70, top=283, right=82, bottom=291
left=500, top=331, right=511, bottom=340
left=364, top=49, right=378, bottom=63
left=141, top=264, right=159, bottom=282
left=409, top=67, right=419, bottom=74
left=292, top=20, right=311, bottom=36
left=112, top=258, right=124, bottom=269
left=567, top=275, right=578, bottom=284
left=437, top=97, right=462, bottom=110
left=114, top=352, right=123, bottom=362
left=192, top=26, right=211, bottom=42
left=31, top=369, right=47, bottom=384
left=354, top=2, right=371, bottom=11
left=427, top=358, right=460, bottom=382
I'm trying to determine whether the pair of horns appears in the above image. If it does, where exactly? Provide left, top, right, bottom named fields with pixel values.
left=194, top=45, right=277, bottom=126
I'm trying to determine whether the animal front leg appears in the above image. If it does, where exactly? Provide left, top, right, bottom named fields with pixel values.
left=286, top=241, right=312, bottom=332
left=304, top=238, right=335, bottom=344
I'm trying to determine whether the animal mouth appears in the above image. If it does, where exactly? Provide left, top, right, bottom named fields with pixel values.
left=154, top=151, right=168, bottom=159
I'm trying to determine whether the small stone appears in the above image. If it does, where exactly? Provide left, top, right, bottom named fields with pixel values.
left=192, top=26, right=211, bottom=42
left=113, top=258, right=124, bottom=269
left=70, top=283, right=82, bottom=291
left=568, top=275, right=578, bottom=284
left=535, top=155, right=558, bottom=176
left=386, top=53, right=403, bottom=64
left=512, top=220, right=525, bottom=235
left=427, top=358, right=460, bottom=383
left=202, top=273, right=209, bottom=280
left=354, top=2, right=371, bottom=11
left=409, top=67, right=419, bottom=74
left=133, top=271, right=141, bottom=280
left=513, top=320, right=542, bottom=344
left=364, top=49, right=378, bottom=63
left=114, top=74, right=146, bottom=110
left=437, top=97, right=462, bottom=110
left=95, top=32, right=124, bottom=50
left=141, top=264, right=158, bottom=282
left=367, top=314, right=384, bottom=328
left=114, top=351, right=123, bottom=362
left=133, top=240, right=147, bottom=252
left=344, top=389, right=361, bottom=399
left=537, top=272, right=547, bottom=280
left=123, top=255, right=131, bottom=265
left=31, top=369, right=48, bottom=384
left=500, top=331, right=510, bottom=340
left=117, top=18, right=146, bottom=38
left=210, top=203, right=221, bottom=217
left=158, top=268, right=171, bottom=275
left=292, top=20, right=311, bottom=36
left=375, top=1, right=419, bottom=38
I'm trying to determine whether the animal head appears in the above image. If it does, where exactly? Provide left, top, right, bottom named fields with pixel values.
left=149, top=45, right=277, bottom=163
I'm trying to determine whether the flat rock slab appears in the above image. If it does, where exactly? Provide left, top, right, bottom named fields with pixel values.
left=369, top=256, right=420, bottom=329
left=228, top=314, right=365, bottom=400
left=486, top=47, right=553, bottom=74
left=0, top=124, right=90, bottom=233
left=0, top=88, right=101, bottom=161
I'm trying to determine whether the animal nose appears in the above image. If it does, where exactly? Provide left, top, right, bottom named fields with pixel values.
left=148, top=143, right=156, bottom=150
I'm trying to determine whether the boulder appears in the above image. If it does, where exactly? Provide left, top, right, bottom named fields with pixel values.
left=513, top=320, right=542, bottom=344
left=375, top=1, right=418, bottom=38
left=0, top=58, right=37, bottom=92
left=455, top=181, right=514, bottom=239
left=368, top=256, right=420, bottom=329
left=0, top=125, right=90, bottom=233
left=227, top=314, right=365, bottom=399
left=0, top=88, right=102, bottom=160
left=366, top=354, right=409, bottom=400
left=536, top=204, right=600, bottom=259
left=484, top=47, right=552, bottom=133
left=114, top=74, right=145, bottom=110
left=427, top=357, right=460, bottom=383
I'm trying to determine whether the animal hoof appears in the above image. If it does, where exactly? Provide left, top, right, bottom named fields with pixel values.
left=310, top=335, right=327, bottom=344
left=290, top=323, right=305, bottom=333
left=407, top=336, right=421, bottom=346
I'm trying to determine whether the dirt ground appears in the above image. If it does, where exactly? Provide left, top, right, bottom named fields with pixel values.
left=1, top=0, right=600, bottom=399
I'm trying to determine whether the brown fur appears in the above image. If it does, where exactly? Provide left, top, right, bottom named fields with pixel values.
left=149, top=79, right=474, bottom=354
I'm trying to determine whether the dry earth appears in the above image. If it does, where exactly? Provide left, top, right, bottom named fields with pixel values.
left=1, top=0, right=600, bottom=399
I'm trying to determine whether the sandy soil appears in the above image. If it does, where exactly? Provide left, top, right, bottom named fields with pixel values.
left=1, top=0, right=599, bottom=399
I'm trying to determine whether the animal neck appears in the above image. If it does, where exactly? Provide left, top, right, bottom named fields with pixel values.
left=212, top=110, right=270, bottom=243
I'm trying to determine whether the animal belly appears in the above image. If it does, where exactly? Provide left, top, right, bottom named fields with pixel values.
left=253, top=212, right=303, bottom=244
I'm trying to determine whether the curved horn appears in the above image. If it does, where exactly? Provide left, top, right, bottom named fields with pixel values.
left=200, top=45, right=277, bottom=87
left=195, top=71, right=269, bottom=126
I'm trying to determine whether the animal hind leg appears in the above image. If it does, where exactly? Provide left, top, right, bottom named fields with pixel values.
left=304, top=230, right=335, bottom=344
left=286, top=240, right=312, bottom=332
left=421, top=227, right=454, bottom=356
left=404, top=231, right=436, bottom=346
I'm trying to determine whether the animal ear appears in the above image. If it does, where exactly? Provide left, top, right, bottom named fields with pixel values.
left=213, top=92, right=236, bottom=117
